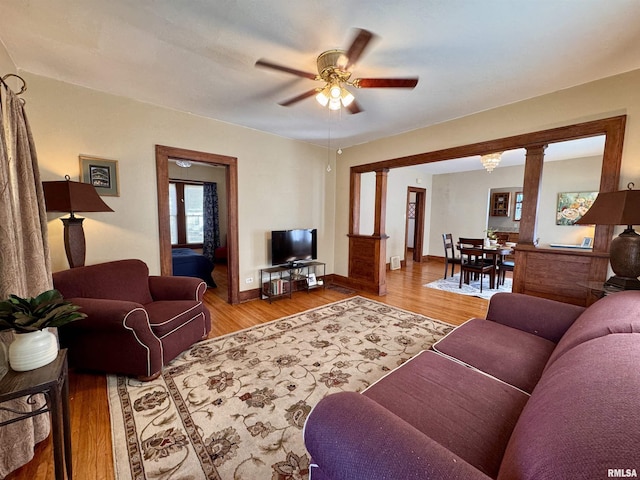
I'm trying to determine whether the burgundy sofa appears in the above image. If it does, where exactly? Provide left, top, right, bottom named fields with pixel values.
left=304, top=291, right=640, bottom=480
left=53, top=259, right=211, bottom=379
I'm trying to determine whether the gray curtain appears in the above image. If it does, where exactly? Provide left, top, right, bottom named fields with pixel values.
left=0, top=84, right=52, bottom=476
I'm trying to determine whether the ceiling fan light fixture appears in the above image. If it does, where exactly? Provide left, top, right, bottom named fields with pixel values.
left=315, top=89, right=330, bottom=107
left=340, top=88, right=355, bottom=107
left=329, top=84, right=342, bottom=99
left=328, top=98, right=341, bottom=110
left=175, top=160, right=192, bottom=168
left=480, top=152, right=502, bottom=173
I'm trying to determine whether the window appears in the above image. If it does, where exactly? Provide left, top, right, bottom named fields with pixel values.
left=169, top=182, right=204, bottom=245
left=514, top=192, right=524, bottom=221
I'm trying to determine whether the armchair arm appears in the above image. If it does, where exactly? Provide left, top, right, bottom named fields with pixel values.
left=304, top=392, right=491, bottom=480
left=61, top=298, right=148, bottom=331
left=58, top=297, right=163, bottom=378
left=148, top=276, right=207, bottom=301
left=486, top=292, right=585, bottom=343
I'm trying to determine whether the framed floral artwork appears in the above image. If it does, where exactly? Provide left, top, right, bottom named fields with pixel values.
left=79, top=155, right=119, bottom=196
left=556, top=191, right=597, bottom=225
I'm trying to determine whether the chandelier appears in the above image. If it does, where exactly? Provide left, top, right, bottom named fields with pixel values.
left=480, top=152, right=502, bottom=173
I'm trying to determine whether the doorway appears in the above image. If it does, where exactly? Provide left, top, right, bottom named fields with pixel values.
left=155, top=145, right=240, bottom=304
left=405, top=187, right=426, bottom=264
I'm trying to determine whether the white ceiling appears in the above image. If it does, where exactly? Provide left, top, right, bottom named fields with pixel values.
left=1, top=1, right=640, bottom=150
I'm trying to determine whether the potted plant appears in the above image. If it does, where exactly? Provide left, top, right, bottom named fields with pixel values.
left=485, top=228, right=498, bottom=246
left=0, top=289, right=85, bottom=371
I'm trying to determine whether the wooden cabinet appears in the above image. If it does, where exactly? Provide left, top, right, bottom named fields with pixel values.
left=494, top=231, right=519, bottom=244
left=490, top=192, right=511, bottom=216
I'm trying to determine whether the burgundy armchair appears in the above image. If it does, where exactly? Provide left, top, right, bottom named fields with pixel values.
left=52, top=259, right=211, bottom=380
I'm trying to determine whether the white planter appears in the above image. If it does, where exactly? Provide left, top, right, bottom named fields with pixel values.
left=9, top=328, right=59, bottom=371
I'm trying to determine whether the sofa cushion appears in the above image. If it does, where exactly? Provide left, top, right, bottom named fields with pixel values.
left=433, top=318, right=556, bottom=393
left=498, top=333, right=640, bottom=480
left=545, top=290, right=640, bottom=370
left=363, top=351, right=529, bottom=478
left=486, top=292, right=585, bottom=343
left=145, top=301, right=205, bottom=339
left=305, top=392, right=494, bottom=480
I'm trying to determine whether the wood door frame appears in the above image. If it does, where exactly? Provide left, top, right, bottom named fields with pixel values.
left=405, top=187, right=426, bottom=263
left=155, top=145, right=240, bottom=304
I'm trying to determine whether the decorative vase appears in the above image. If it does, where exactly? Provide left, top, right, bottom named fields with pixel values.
left=9, top=328, right=59, bottom=372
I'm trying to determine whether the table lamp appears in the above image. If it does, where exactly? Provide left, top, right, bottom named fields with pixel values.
left=42, top=175, right=113, bottom=268
left=576, top=182, right=640, bottom=290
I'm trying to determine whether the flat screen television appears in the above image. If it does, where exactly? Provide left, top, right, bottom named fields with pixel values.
left=271, top=229, right=317, bottom=266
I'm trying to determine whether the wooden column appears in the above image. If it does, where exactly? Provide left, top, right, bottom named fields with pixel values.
left=349, top=170, right=361, bottom=235
left=373, top=169, right=389, bottom=236
left=347, top=168, right=389, bottom=295
left=517, top=144, right=546, bottom=245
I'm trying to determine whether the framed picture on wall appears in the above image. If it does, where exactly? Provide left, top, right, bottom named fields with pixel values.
left=581, top=237, right=593, bottom=248
left=556, top=191, right=597, bottom=225
left=80, top=155, right=119, bottom=196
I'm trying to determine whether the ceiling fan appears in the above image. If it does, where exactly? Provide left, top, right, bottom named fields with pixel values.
left=255, top=28, right=418, bottom=114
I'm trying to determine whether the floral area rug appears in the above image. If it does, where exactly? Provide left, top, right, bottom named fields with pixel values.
left=107, top=296, right=453, bottom=480
left=424, top=273, right=512, bottom=300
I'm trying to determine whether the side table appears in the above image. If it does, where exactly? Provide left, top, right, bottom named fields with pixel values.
left=0, top=349, right=72, bottom=479
left=577, top=281, right=625, bottom=306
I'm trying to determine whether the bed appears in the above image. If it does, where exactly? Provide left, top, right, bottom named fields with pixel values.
left=171, top=248, right=217, bottom=287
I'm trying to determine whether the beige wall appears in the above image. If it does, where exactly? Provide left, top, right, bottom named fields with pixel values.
left=385, top=167, right=433, bottom=260
left=336, top=69, right=640, bottom=276
left=22, top=73, right=335, bottom=290
left=428, top=156, right=601, bottom=257
left=0, top=48, right=15, bottom=78
left=538, top=156, right=602, bottom=246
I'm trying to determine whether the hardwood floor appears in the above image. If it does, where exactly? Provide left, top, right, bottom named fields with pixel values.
left=6, top=259, right=488, bottom=479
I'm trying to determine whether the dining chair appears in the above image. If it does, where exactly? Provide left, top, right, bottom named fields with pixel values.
left=458, top=237, right=495, bottom=292
left=498, top=259, right=515, bottom=285
left=442, top=233, right=462, bottom=279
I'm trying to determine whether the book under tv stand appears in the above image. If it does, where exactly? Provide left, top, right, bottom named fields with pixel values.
left=260, top=261, right=326, bottom=303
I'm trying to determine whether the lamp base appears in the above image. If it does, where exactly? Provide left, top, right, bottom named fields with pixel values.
left=604, top=275, right=640, bottom=291
left=61, top=216, right=86, bottom=268
left=609, top=228, right=640, bottom=279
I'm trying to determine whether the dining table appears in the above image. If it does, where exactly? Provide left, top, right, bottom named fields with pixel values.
left=457, top=243, right=514, bottom=289
left=482, top=245, right=514, bottom=288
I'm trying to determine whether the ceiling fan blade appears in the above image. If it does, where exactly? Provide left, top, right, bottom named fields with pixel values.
left=353, top=77, right=419, bottom=88
left=278, top=89, right=319, bottom=106
left=255, top=59, right=318, bottom=80
left=344, top=29, right=376, bottom=69
left=346, top=100, right=363, bottom=114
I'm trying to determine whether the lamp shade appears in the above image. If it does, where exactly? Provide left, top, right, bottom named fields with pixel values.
left=42, top=178, right=113, bottom=214
left=576, top=183, right=640, bottom=290
left=42, top=177, right=113, bottom=268
left=575, top=188, right=640, bottom=226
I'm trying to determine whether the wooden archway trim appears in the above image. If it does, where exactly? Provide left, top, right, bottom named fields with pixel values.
left=348, top=115, right=626, bottom=305
left=155, top=145, right=240, bottom=304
